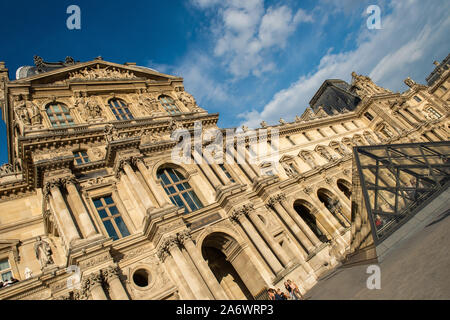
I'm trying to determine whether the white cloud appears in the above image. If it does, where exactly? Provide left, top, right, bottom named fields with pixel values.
left=239, top=0, right=450, bottom=129
left=194, top=1, right=313, bottom=78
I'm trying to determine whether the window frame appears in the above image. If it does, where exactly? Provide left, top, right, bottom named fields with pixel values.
left=46, top=103, right=75, bottom=128
left=159, top=95, right=181, bottom=115
left=91, top=194, right=131, bottom=241
left=157, top=167, right=203, bottom=214
left=108, top=98, right=134, bottom=121
left=0, top=258, right=13, bottom=282
left=73, top=150, right=90, bottom=165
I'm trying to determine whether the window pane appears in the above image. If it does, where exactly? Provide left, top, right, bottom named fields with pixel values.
left=2, top=271, right=12, bottom=282
left=182, top=192, right=198, bottom=212
left=97, top=209, right=108, bottom=219
left=189, top=191, right=203, bottom=209
left=109, top=206, right=119, bottom=216
left=103, top=220, right=119, bottom=241
left=114, top=216, right=130, bottom=237
left=0, top=259, right=10, bottom=271
left=167, top=186, right=177, bottom=194
left=172, top=195, right=186, bottom=211
left=93, top=199, right=103, bottom=208
left=168, top=169, right=180, bottom=183
left=160, top=173, right=171, bottom=186
left=104, top=196, right=114, bottom=205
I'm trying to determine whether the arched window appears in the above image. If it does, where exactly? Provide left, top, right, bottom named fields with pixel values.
left=157, top=167, right=203, bottom=213
left=108, top=99, right=134, bottom=120
left=46, top=103, right=75, bottom=128
left=73, top=150, right=90, bottom=165
left=159, top=96, right=181, bottom=115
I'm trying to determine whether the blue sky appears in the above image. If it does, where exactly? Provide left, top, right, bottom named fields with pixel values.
left=0, top=0, right=449, bottom=165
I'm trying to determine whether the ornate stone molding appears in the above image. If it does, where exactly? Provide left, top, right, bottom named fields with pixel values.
left=101, top=265, right=120, bottom=282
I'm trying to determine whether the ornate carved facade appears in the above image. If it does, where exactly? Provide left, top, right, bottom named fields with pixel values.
left=0, top=54, right=448, bottom=300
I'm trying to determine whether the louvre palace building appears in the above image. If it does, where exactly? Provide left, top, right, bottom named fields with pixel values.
left=0, top=54, right=448, bottom=300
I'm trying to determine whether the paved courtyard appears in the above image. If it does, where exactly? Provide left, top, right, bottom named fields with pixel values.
left=305, top=209, right=450, bottom=300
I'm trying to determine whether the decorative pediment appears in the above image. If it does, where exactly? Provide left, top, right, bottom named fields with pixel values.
left=279, top=154, right=296, bottom=162
left=314, top=106, right=328, bottom=118
left=0, top=239, right=21, bottom=262
left=300, top=107, right=315, bottom=121
left=13, top=59, right=180, bottom=86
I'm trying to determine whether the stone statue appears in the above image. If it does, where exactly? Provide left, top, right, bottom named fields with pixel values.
left=241, top=125, right=248, bottom=132
left=137, top=92, right=159, bottom=113
left=317, top=147, right=332, bottom=161
left=295, top=115, right=302, bottom=122
left=28, top=101, right=42, bottom=125
left=364, top=133, right=376, bottom=145
left=176, top=87, right=197, bottom=110
left=34, top=236, right=54, bottom=269
left=84, top=98, right=103, bottom=119
left=404, top=77, right=416, bottom=87
left=260, top=121, right=268, bottom=128
left=279, top=118, right=286, bottom=125
left=24, top=267, right=33, bottom=279
left=14, top=95, right=31, bottom=125
left=0, top=163, right=14, bottom=175
left=301, top=152, right=316, bottom=169
left=105, top=124, right=120, bottom=142
left=282, top=162, right=298, bottom=177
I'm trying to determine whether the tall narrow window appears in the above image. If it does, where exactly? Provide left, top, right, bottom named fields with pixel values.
left=46, top=103, right=75, bottom=128
left=157, top=168, right=203, bottom=213
left=219, top=164, right=235, bottom=183
left=109, top=99, right=134, bottom=120
left=73, top=150, right=90, bottom=165
left=0, top=259, right=13, bottom=282
left=93, top=196, right=130, bottom=241
left=159, top=96, right=181, bottom=115
left=364, top=112, right=374, bottom=121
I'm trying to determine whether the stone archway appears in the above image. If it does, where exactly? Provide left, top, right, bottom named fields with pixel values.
left=337, top=179, right=352, bottom=199
left=293, top=200, right=327, bottom=242
left=317, top=188, right=348, bottom=228
left=201, top=232, right=266, bottom=300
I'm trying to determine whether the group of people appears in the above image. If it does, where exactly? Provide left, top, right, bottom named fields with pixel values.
left=0, top=277, right=19, bottom=288
left=267, top=279, right=304, bottom=300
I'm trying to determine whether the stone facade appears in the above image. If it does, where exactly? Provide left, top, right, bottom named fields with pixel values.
left=0, top=55, right=448, bottom=300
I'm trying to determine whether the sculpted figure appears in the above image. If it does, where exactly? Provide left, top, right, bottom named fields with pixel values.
left=14, top=95, right=31, bottom=125
left=28, top=100, right=42, bottom=125
left=0, top=163, right=14, bottom=175
left=34, top=236, right=54, bottom=269
left=317, top=147, right=332, bottom=161
left=176, top=87, right=197, bottom=110
left=85, top=98, right=103, bottom=119
left=282, top=162, right=298, bottom=177
left=301, top=152, right=316, bottom=169
left=260, top=120, right=268, bottom=128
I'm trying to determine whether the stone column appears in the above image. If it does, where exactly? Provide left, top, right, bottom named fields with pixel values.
left=278, top=194, right=322, bottom=248
left=180, top=231, right=228, bottom=300
left=305, top=192, right=344, bottom=234
left=133, top=158, right=172, bottom=207
left=203, top=151, right=232, bottom=185
left=84, top=272, right=107, bottom=300
left=227, top=146, right=257, bottom=181
left=193, top=149, right=222, bottom=189
left=246, top=208, right=291, bottom=267
left=102, top=265, right=129, bottom=300
left=163, top=236, right=211, bottom=300
left=64, top=178, right=98, bottom=238
left=231, top=204, right=284, bottom=275
left=158, top=247, right=196, bottom=300
left=45, top=180, right=80, bottom=245
left=120, top=160, right=154, bottom=214
left=267, top=195, right=311, bottom=256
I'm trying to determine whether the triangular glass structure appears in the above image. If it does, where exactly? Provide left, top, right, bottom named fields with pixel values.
left=348, top=141, right=450, bottom=261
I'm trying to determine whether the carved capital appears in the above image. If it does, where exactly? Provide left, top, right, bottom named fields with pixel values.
left=176, top=229, right=192, bottom=245
left=83, top=271, right=103, bottom=290
left=102, top=265, right=121, bottom=282
left=303, top=187, right=313, bottom=195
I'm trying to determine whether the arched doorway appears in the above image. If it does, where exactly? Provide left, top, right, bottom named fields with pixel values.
left=201, top=232, right=266, bottom=300
left=317, top=188, right=348, bottom=227
left=293, top=200, right=327, bottom=242
left=337, top=179, right=352, bottom=199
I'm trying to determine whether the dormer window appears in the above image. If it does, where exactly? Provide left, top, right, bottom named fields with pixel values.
left=46, top=103, right=75, bottom=128
left=109, top=99, right=134, bottom=120
left=159, top=96, right=181, bottom=115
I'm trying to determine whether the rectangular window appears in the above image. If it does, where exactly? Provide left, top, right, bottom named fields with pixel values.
left=93, top=196, right=130, bottom=241
left=74, top=151, right=90, bottom=165
left=364, top=112, right=374, bottom=121
left=219, top=164, right=235, bottom=183
left=0, top=259, right=13, bottom=282
left=414, top=96, right=422, bottom=102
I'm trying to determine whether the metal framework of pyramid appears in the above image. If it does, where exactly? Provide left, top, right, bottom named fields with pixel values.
left=351, top=141, right=450, bottom=250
